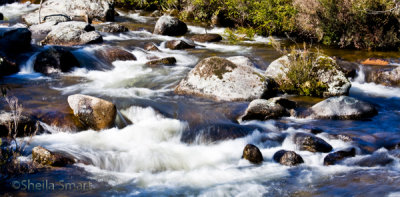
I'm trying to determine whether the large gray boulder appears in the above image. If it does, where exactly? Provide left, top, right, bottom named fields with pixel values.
left=305, top=96, right=378, bottom=120
left=175, top=56, right=274, bottom=101
left=34, top=46, right=80, bottom=75
left=41, top=21, right=102, bottom=46
left=67, top=94, right=116, bottom=131
left=266, top=54, right=351, bottom=97
left=238, top=97, right=296, bottom=122
left=22, top=0, right=114, bottom=25
left=153, top=15, right=188, bottom=36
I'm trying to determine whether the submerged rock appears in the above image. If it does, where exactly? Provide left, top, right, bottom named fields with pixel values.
left=242, top=144, right=263, bottom=164
left=165, top=40, right=195, bottom=50
left=190, top=34, right=222, bottom=43
left=175, top=56, right=273, bottom=101
left=146, top=57, right=176, bottom=66
left=67, top=94, right=117, bottom=131
left=94, top=46, right=136, bottom=64
left=99, top=23, right=128, bottom=33
left=41, top=21, right=102, bottom=46
left=239, top=97, right=296, bottom=122
left=0, top=111, right=38, bottom=137
left=273, top=150, right=304, bottom=166
left=0, top=28, right=32, bottom=55
left=266, top=54, right=351, bottom=97
left=0, top=56, right=19, bottom=77
left=293, top=132, right=333, bottom=153
left=23, top=0, right=115, bottom=25
left=32, top=146, right=75, bottom=167
left=355, top=152, right=394, bottom=167
left=34, top=46, right=80, bottom=75
left=324, top=147, right=356, bottom=165
left=305, top=96, right=377, bottom=120
left=153, top=15, right=188, bottom=36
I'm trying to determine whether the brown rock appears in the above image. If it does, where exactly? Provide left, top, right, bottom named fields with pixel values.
left=165, top=40, right=195, bottom=50
left=146, top=57, right=176, bottom=66
left=94, top=46, right=136, bottom=64
left=32, top=146, right=75, bottom=167
left=144, top=42, right=160, bottom=51
left=273, top=150, right=304, bottom=166
left=242, top=144, right=263, bottom=164
left=190, top=34, right=222, bottom=43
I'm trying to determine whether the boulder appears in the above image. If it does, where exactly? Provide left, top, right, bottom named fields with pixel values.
left=190, top=34, right=222, bottom=43
left=0, top=28, right=32, bottom=55
left=22, top=0, right=115, bottom=25
left=293, top=132, right=333, bottom=153
left=273, top=150, right=304, bottom=166
left=29, top=21, right=58, bottom=35
left=146, top=57, right=176, bottom=66
left=365, top=66, right=400, bottom=87
left=323, top=147, right=356, bottom=165
left=67, top=94, right=116, bottom=130
left=355, top=152, right=394, bottom=167
left=239, top=97, right=296, bottom=122
left=0, top=111, right=38, bottom=137
left=34, top=46, right=80, bottom=75
left=32, top=146, right=75, bottom=167
left=153, top=15, right=188, bottom=36
left=305, top=96, right=378, bottom=120
left=144, top=42, right=160, bottom=51
left=242, top=144, right=263, bottom=164
left=266, top=54, right=351, bottom=97
left=336, top=59, right=358, bottom=78
left=0, top=56, right=19, bottom=77
left=165, top=40, right=195, bottom=50
left=41, top=21, right=102, bottom=46
left=94, top=46, right=136, bottom=64
left=99, top=23, right=128, bottom=33
left=175, top=56, right=273, bottom=101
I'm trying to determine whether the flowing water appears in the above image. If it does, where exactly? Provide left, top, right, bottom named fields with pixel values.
left=1, top=3, right=400, bottom=197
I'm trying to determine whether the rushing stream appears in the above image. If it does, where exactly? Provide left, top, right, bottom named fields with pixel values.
left=1, top=2, right=400, bottom=197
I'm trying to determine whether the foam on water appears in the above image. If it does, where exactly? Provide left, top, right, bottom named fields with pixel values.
left=188, top=25, right=226, bottom=35
left=0, top=2, right=39, bottom=21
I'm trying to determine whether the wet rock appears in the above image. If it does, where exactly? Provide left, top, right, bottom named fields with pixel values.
left=146, top=57, right=176, bottom=66
left=144, top=42, right=160, bottom=51
left=32, top=146, right=75, bottom=167
left=336, top=59, right=358, bottom=78
left=67, top=94, right=117, bottom=131
left=0, top=111, right=38, bottom=137
left=0, top=28, right=32, bottom=55
left=324, top=147, right=356, bottom=165
left=242, top=144, right=263, bottom=164
left=35, top=110, right=86, bottom=132
left=0, top=56, right=19, bottom=77
left=305, top=96, right=378, bottom=120
left=239, top=97, right=296, bottom=122
left=94, top=46, right=136, bottom=64
left=153, top=15, right=188, bottom=36
left=266, top=54, right=351, bottom=97
left=329, top=133, right=353, bottom=142
left=41, top=21, right=102, bottom=46
left=355, top=152, right=394, bottom=167
left=23, top=0, right=115, bottom=25
left=34, top=46, right=80, bottom=75
left=293, top=132, right=333, bottom=153
left=175, top=56, right=272, bottom=101
left=165, top=40, right=195, bottom=50
left=273, top=150, right=304, bottom=166
left=0, top=13, right=3, bottom=20
left=99, top=23, right=128, bottom=33
left=365, top=66, right=400, bottom=87
left=190, top=34, right=222, bottom=43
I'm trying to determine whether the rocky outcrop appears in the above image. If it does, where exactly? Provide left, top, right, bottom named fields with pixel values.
left=153, top=15, right=188, bottom=36
left=323, top=147, right=356, bottom=165
left=266, top=54, right=351, bottom=97
left=305, top=96, right=378, bottom=120
left=144, top=42, right=160, bottom=51
left=242, top=144, right=263, bottom=164
left=0, top=28, right=32, bottom=55
left=146, top=57, right=176, bottom=66
left=365, top=66, right=400, bottom=87
left=165, top=40, right=195, bottom=50
left=190, top=34, right=222, bottom=43
left=32, top=146, right=75, bottom=167
left=94, top=46, right=136, bottom=64
left=34, top=46, right=80, bottom=75
left=238, top=97, right=296, bottom=122
left=0, top=56, right=19, bottom=77
left=23, top=0, right=115, bottom=25
left=0, top=111, right=38, bottom=137
left=67, top=94, right=116, bottom=131
left=273, top=150, right=304, bottom=166
left=293, top=133, right=333, bottom=153
left=175, top=56, right=274, bottom=101
left=41, top=21, right=102, bottom=46
left=99, top=23, right=128, bottom=33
